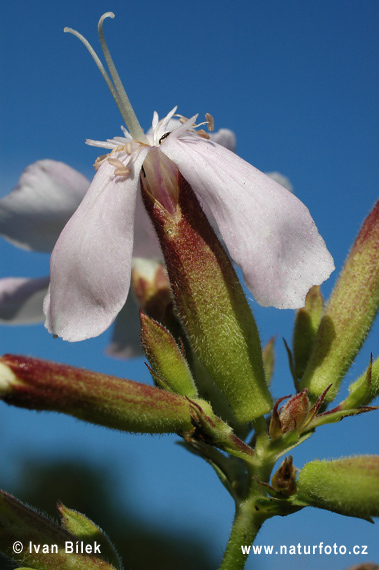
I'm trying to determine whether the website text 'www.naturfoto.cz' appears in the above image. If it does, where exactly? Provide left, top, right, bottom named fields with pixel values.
left=241, top=542, right=368, bottom=556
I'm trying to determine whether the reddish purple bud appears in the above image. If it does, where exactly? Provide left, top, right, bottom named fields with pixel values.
left=271, top=456, right=298, bottom=497
left=279, top=389, right=310, bottom=433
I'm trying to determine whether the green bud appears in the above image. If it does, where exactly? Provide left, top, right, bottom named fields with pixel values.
left=341, top=356, right=379, bottom=409
left=0, top=355, right=196, bottom=435
left=140, top=311, right=198, bottom=397
left=300, top=201, right=379, bottom=402
left=297, top=456, right=379, bottom=521
left=292, top=286, right=323, bottom=380
left=141, top=167, right=271, bottom=423
left=0, top=491, right=115, bottom=569
left=58, top=504, right=122, bottom=570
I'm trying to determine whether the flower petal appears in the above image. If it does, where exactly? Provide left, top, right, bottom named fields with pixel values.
left=106, top=293, right=144, bottom=358
left=161, top=136, right=334, bottom=309
left=44, top=149, right=149, bottom=341
left=0, top=276, right=49, bottom=324
left=0, top=160, right=90, bottom=252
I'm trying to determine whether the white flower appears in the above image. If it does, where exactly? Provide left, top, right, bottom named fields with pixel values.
left=43, top=12, right=334, bottom=342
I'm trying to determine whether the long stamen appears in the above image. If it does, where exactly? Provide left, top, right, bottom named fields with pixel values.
left=64, top=13, right=148, bottom=143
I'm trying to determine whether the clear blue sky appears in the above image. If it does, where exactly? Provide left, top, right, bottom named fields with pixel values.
left=1, top=1, right=378, bottom=568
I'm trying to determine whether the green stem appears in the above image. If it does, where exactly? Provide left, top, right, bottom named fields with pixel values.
left=219, top=499, right=267, bottom=570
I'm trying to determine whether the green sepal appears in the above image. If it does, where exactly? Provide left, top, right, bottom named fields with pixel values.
left=58, top=503, right=123, bottom=570
left=296, top=456, right=379, bottom=521
left=292, top=286, right=323, bottom=380
left=306, top=404, right=378, bottom=430
left=341, top=355, right=379, bottom=409
left=140, top=311, right=197, bottom=397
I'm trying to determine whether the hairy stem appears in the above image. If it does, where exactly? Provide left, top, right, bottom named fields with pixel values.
left=219, top=498, right=267, bottom=570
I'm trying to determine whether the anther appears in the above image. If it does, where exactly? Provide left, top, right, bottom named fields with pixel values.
left=197, top=130, right=210, bottom=140
left=107, top=157, right=131, bottom=177
left=205, top=113, right=214, bottom=131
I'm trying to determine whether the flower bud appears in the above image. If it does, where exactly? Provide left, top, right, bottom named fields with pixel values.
left=0, top=355, right=196, bottom=435
left=140, top=311, right=198, bottom=397
left=297, top=456, right=379, bottom=521
left=58, top=503, right=122, bottom=570
left=269, top=389, right=310, bottom=439
left=141, top=169, right=271, bottom=423
left=292, top=286, right=323, bottom=380
left=300, top=201, right=379, bottom=402
left=271, top=456, right=298, bottom=497
left=279, top=389, right=310, bottom=433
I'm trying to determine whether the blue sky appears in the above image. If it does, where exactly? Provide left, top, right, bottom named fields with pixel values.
left=1, top=1, right=378, bottom=568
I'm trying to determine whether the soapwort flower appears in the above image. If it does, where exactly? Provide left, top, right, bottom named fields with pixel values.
left=44, top=12, right=334, bottom=342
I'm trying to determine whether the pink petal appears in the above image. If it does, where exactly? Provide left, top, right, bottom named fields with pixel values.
left=44, top=149, right=149, bottom=341
left=0, top=160, right=90, bottom=252
left=0, top=276, right=49, bottom=324
left=161, top=136, right=334, bottom=309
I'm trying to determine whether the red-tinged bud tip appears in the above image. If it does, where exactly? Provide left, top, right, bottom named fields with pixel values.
left=279, top=389, right=310, bottom=433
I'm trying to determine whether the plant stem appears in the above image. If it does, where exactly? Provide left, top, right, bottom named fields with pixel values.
left=219, top=498, right=267, bottom=570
